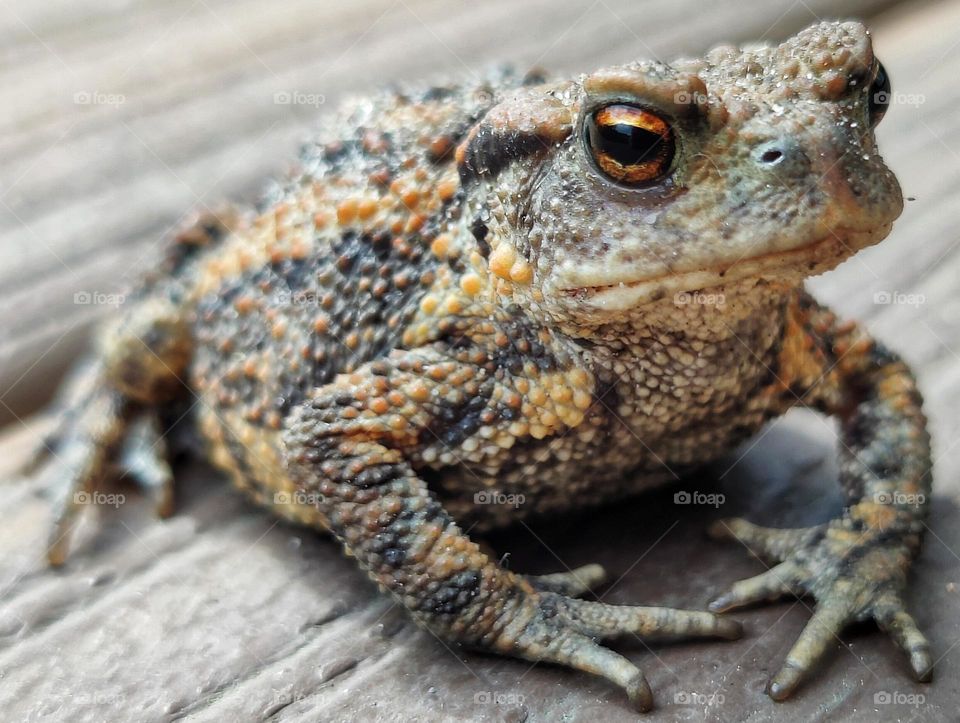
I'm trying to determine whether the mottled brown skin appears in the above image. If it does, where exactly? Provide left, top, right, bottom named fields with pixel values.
left=22, top=21, right=933, bottom=712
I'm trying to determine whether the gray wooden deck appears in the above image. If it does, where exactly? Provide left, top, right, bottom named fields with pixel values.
left=2, top=0, right=960, bottom=720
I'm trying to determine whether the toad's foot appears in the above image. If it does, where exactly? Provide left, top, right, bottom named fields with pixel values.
left=708, top=514, right=932, bottom=700
left=501, top=590, right=743, bottom=712
left=15, top=353, right=180, bottom=566
left=39, top=407, right=176, bottom=566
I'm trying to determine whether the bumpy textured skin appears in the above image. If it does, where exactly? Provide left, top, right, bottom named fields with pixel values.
left=23, top=21, right=933, bottom=712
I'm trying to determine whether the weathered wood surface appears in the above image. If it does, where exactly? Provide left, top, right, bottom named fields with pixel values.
left=3, top=0, right=960, bottom=721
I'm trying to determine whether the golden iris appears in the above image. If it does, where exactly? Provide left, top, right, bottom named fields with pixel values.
left=586, top=104, right=675, bottom=186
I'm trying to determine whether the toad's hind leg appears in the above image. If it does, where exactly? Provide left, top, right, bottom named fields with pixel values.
left=27, top=295, right=192, bottom=566
left=282, top=347, right=743, bottom=712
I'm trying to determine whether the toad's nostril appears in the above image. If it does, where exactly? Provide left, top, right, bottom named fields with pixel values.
left=753, top=139, right=798, bottom=169
left=760, top=149, right=783, bottom=164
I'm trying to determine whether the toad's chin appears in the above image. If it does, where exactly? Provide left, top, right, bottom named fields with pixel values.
left=558, top=227, right=889, bottom=311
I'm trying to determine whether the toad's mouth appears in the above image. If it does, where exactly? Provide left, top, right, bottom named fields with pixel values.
left=560, top=227, right=888, bottom=311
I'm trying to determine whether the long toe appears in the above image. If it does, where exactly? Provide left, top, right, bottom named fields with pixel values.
left=708, top=562, right=801, bottom=613
left=874, top=597, right=934, bottom=682
left=527, top=563, right=608, bottom=597
left=559, top=597, right=743, bottom=641
left=767, top=599, right=853, bottom=701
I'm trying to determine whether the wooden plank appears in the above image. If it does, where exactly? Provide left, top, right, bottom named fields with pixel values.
left=4, top=0, right=960, bottom=721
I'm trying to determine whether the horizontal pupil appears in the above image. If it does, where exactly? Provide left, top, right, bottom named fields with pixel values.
left=597, top=122, right=665, bottom=165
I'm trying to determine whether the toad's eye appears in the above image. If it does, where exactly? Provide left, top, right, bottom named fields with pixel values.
left=868, top=60, right=891, bottom=126
left=585, top=104, right=675, bottom=186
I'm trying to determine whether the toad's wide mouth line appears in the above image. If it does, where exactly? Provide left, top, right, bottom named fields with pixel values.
left=559, top=228, right=880, bottom=307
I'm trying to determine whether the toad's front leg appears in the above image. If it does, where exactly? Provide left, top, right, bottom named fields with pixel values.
left=281, top=346, right=740, bottom=712
left=710, top=291, right=933, bottom=700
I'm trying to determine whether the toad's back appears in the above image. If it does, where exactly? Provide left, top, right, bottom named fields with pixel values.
left=171, top=74, right=515, bottom=517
